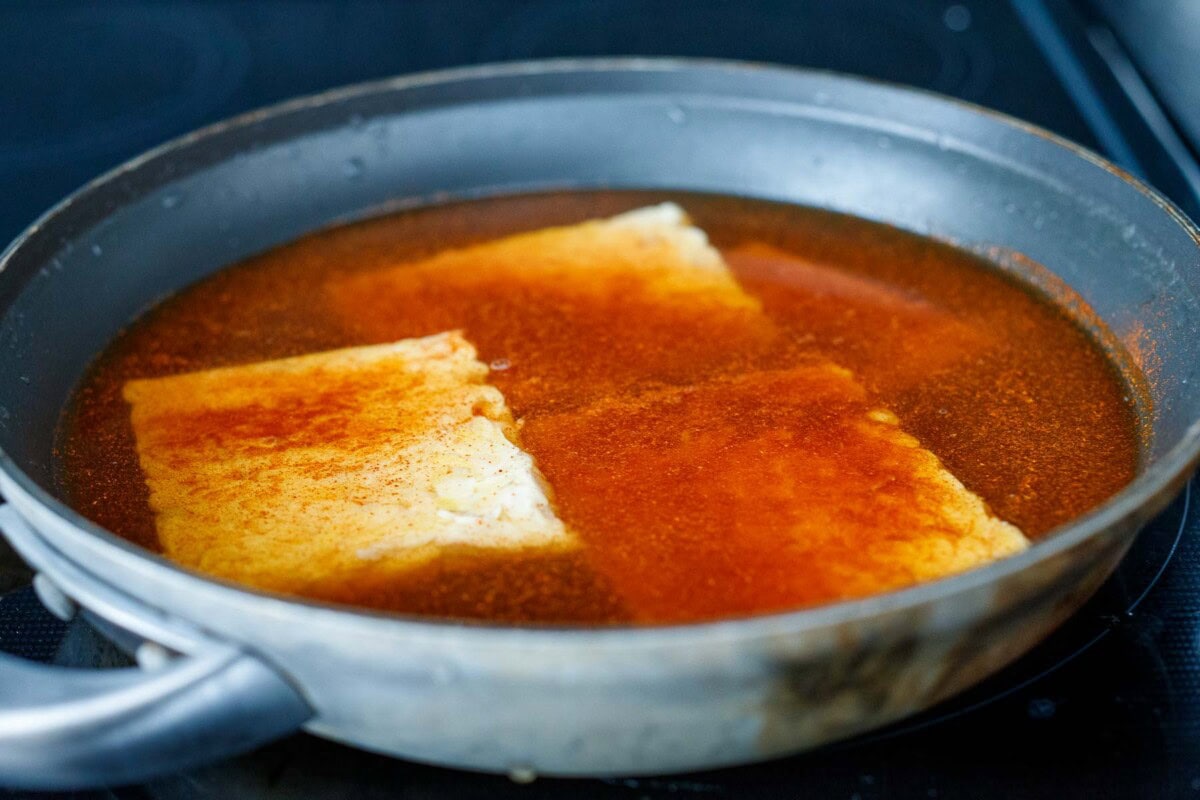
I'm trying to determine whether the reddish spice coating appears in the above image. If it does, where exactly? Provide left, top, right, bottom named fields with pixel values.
left=54, top=191, right=1141, bottom=623
left=521, top=368, right=1025, bottom=623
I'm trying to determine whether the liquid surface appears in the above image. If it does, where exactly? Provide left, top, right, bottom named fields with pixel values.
left=55, top=192, right=1141, bottom=624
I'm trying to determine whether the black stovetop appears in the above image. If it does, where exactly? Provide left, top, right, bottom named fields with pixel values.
left=2, top=2, right=1199, bottom=798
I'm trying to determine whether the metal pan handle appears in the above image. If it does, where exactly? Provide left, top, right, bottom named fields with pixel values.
left=0, top=505, right=312, bottom=790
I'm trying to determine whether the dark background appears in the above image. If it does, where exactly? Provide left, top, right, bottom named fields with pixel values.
left=1, top=1, right=1199, bottom=798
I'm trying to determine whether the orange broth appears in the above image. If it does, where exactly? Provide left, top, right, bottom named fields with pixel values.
left=54, top=191, right=1141, bottom=624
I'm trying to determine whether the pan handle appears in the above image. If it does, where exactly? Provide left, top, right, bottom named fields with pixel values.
left=0, top=505, right=312, bottom=790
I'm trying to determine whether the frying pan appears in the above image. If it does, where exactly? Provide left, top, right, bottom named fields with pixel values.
left=0, top=60, right=1198, bottom=790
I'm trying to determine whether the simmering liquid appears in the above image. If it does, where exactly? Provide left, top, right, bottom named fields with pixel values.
left=55, top=192, right=1141, bottom=624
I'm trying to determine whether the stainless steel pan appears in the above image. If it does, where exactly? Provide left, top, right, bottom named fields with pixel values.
left=1, top=59, right=1198, bottom=790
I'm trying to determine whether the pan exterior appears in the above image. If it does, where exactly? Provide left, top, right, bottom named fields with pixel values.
left=0, top=60, right=1198, bottom=775
left=0, top=471, right=1159, bottom=774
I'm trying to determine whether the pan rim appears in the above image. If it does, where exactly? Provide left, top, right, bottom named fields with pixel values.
left=2, top=56, right=1199, bottom=643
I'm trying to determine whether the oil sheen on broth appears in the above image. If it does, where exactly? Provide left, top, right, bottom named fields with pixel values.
left=55, top=192, right=1141, bottom=624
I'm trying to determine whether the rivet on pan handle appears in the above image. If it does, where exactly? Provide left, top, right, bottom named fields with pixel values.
left=0, top=504, right=313, bottom=790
